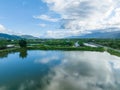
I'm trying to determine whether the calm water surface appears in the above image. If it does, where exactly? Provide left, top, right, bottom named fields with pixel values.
left=0, top=50, right=120, bottom=90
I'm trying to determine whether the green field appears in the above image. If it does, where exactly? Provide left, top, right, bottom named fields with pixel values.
left=0, top=38, right=120, bottom=57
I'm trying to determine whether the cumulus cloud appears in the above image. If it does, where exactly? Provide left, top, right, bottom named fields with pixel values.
left=0, top=24, right=6, bottom=33
left=0, top=24, right=23, bottom=35
left=33, top=14, right=60, bottom=22
left=42, top=0, right=120, bottom=37
left=42, top=29, right=91, bottom=38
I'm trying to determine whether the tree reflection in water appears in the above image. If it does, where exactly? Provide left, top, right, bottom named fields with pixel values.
left=0, top=51, right=120, bottom=90
left=0, top=52, right=8, bottom=58
left=19, top=48, right=28, bottom=59
left=0, top=48, right=28, bottom=59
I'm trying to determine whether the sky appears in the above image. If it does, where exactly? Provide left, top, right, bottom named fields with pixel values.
left=0, top=0, right=120, bottom=38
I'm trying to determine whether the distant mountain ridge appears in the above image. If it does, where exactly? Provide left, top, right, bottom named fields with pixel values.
left=69, top=30, right=120, bottom=38
left=21, top=35, right=38, bottom=39
left=0, top=33, right=21, bottom=39
left=0, top=33, right=38, bottom=40
left=0, top=29, right=120, bottom=39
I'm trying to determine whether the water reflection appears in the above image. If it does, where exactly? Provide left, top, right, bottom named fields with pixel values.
left=0, top=48, right=28, bottom=59
left=44, top=51, right=120, bottom=90
left=19, top=48, right=28, bottom=59
left=0, top=51, right=120, bottom=90
left=0, top=52, right=8, bottom=58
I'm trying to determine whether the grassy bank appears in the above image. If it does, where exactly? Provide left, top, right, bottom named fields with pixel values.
left=27, top=46, right=105, bottom=51
left=107, top=49, right=120, bottom=57
left=0, top=48, right=21, bottom=58
left=0, top=46, right=104, bottom=53
left=0, top=47, right=20, bottom=53
left=0, top=45, right=120, bottom=57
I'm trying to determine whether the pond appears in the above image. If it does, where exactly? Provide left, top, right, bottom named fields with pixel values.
left=0, top=50, right=120, bottom=90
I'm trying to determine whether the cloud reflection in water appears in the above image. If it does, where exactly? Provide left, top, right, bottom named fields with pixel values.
left=44, top=51, right=120, bottom=90
left=0, top=51, right=120, bottom=90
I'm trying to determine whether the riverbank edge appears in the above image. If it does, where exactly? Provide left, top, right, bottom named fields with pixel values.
left=0, top=46, right=120, bottom=57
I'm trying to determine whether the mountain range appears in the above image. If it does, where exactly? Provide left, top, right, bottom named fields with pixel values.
left=0, top=28, right=120, bottom=39
left=69, top=28, right=120, bottom=38
left=0, top=33, right=38, bottom=40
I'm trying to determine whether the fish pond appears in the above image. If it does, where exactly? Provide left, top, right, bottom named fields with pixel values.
left=0, top=50, right=120, bottom=90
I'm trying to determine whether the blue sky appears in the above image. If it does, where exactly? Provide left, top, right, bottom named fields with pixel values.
left=0, top=0, right=61, bottom=37
left=0, top=0, right=120, bottom=38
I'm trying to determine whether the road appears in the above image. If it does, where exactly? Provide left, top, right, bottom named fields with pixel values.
left=89, top=42, right=120, bottom=53
left=74, top=41, right=120, bottom=53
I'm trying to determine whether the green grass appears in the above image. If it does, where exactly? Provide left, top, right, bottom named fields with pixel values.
left=0, top=44, right=120, bottom=58
left=107, top=49, right=120, bottom=57
left=0, top=48, right=21, bottom=58
left=27, top=46, right=105, bottom=51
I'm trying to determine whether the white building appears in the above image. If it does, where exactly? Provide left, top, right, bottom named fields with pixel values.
left=6, top=45, right=15, bottom=48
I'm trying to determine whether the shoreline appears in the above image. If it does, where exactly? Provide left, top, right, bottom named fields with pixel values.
left=0, top=46, right=120, bottom=57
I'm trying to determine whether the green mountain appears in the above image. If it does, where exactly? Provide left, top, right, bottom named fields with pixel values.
left=69, top=28, right=120, bottom=38
left=0, top=33, right=21, bottom=40
left=0, top=33, right=38, bottom=40
left=21, top=35, right=38, bottom=39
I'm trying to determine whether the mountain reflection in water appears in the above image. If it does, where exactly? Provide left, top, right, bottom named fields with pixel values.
left=0, top=50, right=120, bottom=90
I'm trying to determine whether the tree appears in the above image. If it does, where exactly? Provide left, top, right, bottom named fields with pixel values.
left=19, top=39, right=27, bottom=48
left=0, top=40, right=7, bottom=49
left=79, top=41, right=84, bottom=46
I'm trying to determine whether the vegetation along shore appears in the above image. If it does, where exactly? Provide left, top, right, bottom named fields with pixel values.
left=0, top=39, right=120, bottom=57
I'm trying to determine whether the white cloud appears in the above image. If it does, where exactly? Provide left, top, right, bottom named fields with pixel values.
left=0, top=24, right=6, bottom=32
left=42, top=0, right=120, bottom=37
left=33, top=14, right=60, bottom=22
left=40, top=29, right=91, bottom=38
left=105, top=8, right=120, bottom=28
left=0, top=24, right=23, bottom=35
